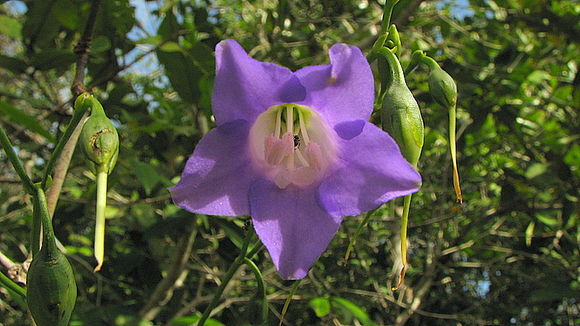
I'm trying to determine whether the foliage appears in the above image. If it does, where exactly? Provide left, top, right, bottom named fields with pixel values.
left=0, top=0, right=578, bottom=325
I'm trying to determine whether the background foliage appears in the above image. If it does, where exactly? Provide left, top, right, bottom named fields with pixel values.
left=0, top=0, right=578, bottom=325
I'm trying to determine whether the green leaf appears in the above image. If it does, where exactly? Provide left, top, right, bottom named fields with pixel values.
left=0, top=15, right=22, bottom=39
left=525, top=163, right=549, bottom=179
left=30, top=49, right=75, bottom=71
left=159, top=41, right=182, bottom=52
left=525, top=221, right=535, bottom=246
left=170, top=314, right=224, bottom=326
left=0, top=55, right=28, bottom=74
left=331, top=297, right=376, bottom=326
left=131, top=159, right=169, bottom=195
left=156, top=50, right=201, bottom=104
left=536, top=213, right=560, bottom=227
left=309, top=297, right=331, bottom=317
left=0, top=101, right=55, bottom=142
left=91, top=36, right=112, bottom=53
left=53, top=0, right=81, bottom=30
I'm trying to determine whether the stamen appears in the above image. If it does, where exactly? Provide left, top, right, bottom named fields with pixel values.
left=274, top=107, right=283, bottom=138
left=295, top=149, right=310, bottom=167
left=286, top=106, right=293, bottom=134
left=298, top=109, right=310, bottom=145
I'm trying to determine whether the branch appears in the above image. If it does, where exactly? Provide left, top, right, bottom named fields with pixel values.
left=71, top=0, right=103, bottom=97
left=47, top=0, right=102, bottom=216
left=139, top=224, right=197, bottom=320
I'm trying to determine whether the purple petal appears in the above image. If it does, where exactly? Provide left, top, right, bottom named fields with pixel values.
left=294, top=44, right=374, bottom=126
left=318, top=121, right=421, bottom=218
left=213, top=40, right=305, bottom=125
left=169, top=120, right=257, bottom=216
left=250, top=178, right=341, bottom=279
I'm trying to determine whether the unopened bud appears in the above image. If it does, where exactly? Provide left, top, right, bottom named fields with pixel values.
left=424, top=57, right=457, bottom=109
left=79, top=95, right=119, bottom=174
left=378, top=48, right=424, bottom=167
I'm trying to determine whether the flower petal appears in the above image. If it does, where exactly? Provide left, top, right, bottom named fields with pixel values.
left=213, top=40, right=305, bottom=125
left=250, top=178, right=341, bottom=279
left=169, top=120, right=257, bottom=216
left=318, top=121, right=421, bottom=218
left=294, top=44, right=374, bottom=126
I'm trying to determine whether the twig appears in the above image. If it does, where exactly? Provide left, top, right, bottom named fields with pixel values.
left=139, top=224, right=197, bottom=320
left=46, top=0, right=102, bottom=216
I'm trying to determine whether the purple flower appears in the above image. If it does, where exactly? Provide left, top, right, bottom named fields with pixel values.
left=170, top=40, right=421, bottom=279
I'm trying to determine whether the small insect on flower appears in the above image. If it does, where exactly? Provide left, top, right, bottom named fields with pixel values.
left=293, top=135, right=301, bottom=149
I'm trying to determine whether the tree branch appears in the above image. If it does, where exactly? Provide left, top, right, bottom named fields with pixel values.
left=139, top=224, right=197, bottom=321
left=46, top=0, right=102, bottom=216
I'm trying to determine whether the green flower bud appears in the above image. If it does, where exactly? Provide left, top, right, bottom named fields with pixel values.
left=79, top=95, right=119, bottom=175
left=424, top=57, right=457, bottom=110
left=27, top=187, right=77, bottom=326
left=378, top=48, right=424, bottom=167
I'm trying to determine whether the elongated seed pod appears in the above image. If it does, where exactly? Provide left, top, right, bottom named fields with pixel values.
left=27, top=187, right=77, bottom=326
left=379, top=48, right=424, bottom=167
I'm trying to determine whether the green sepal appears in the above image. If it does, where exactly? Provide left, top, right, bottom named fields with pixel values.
left=79, top=95, right=119, bottom=175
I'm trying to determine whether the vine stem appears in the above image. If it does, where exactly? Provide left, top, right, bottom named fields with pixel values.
left=93, top=171, right=107, bottom=272
left=197, top=228, right=254, bottom=326
left=0, top=124, right=35, bottom=195
left=0, top=270, right=26, bottom=299
left=278, top=279, right=302, bottom=326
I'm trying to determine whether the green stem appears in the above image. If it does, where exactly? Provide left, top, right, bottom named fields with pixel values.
left=393, top=194, right=412, bottom=290
left=244, top=257, right=268, bottom=325
left=31, top=191, right=42, bottom=256
left=36, top=186, right=58, bottom=259
left=278, top=279, right=302, bottom=326
left=0, top=270, right=26, bottom=299
left=344, top=210, right=375, bottom=263
left=0, top=124, right=35, bottom=194
left=41, top=100, right=90, bottom=189
left=197, top=229, right=254, bottom=326
left=94, top=171, right=107, bottom=272
left=380, top=0, right=400, bottom=37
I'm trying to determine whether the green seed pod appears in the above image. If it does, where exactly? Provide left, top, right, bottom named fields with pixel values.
left=79, top=95, right=119, bottom=174
left=379, top=48, right=424, bottom=167
left=27, top=187, right=77, bottom=326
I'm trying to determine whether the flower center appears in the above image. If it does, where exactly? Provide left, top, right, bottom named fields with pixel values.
left=249, top=104, right=337, bottom=189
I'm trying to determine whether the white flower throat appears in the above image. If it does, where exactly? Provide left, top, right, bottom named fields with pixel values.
left=249, top=104, right=337, bottom=189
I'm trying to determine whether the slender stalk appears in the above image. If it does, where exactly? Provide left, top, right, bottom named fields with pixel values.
left=278, top=279, right=302, bottom=326
left=344, top=210, right=374, bottom=263
left=393, top=194, right=412, bottom=290
left=93, top=171, right=107, bottom=272
left=0, top=270, right=26, bottom=298
left=0, top=124, right=35, bottom=195
left=41, top=102, right=89, bottom=189
left=449, top=104, right=462, bottom=203
left=244, top=258, right=268, bottom=325
left=380, top=0, right=400, bottom=37
left=197, top=229, right=254, bottom=326
left=31, top=190, right=42, bottom=256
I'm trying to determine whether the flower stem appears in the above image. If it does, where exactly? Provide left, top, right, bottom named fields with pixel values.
left=197, top=228, right=254, bottom=326
left=0, top=270, right=26, bottom=299
left=449, top=103, right=462, bottom=203
left=243, top=257, right=268, bottom=325
left=343, top=210, right=374, bottom=263
left=393, top=194, right=412, bottom=290
left=278, top=279, right=302, bottom=326
left=0, top=123, right=35, bottom=195
left=94, top=171, right=107, bottom=272
left=380, top=0, right=400, bottom=37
